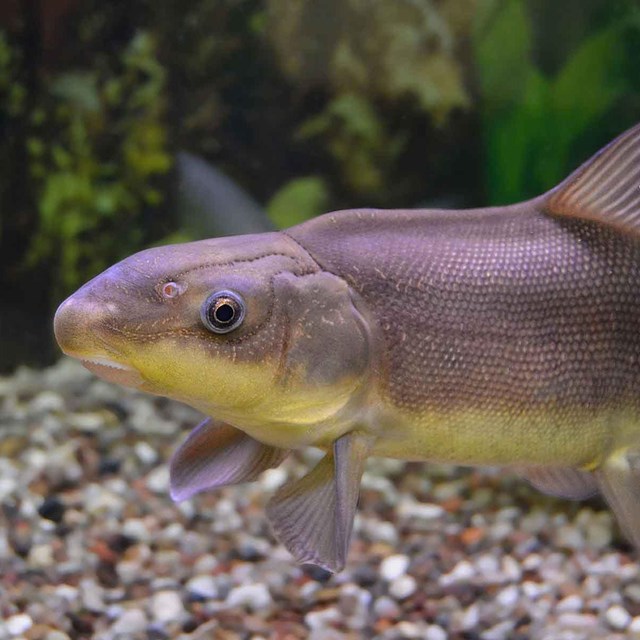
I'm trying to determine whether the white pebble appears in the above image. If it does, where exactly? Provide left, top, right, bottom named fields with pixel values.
left=110, top=609, right=147, bottom=635
left=305, top=606, right=341, bottom=630
left=134, top=441, right=158, bottom=465
left=397, top=499, right=444, bottom=521
left=45, top=632, right=71, bottom=640
left=6, top=613, right=33, bottom=635
left=116, top=560, right=142, bottom=585
left=373, top=596, right=400, bottom=619
left=456, top=604, right=480, bottom=631
left=79, top=578, right=105, bottom=612
left=193, top=554, right=219, bottom=574
left=28, top=543, right=54, bottom=568
left=367, top=519, right=399, bottom=544
left=146, top=466, right=169, bottom=493
left=606, top=604, right=632, bottom=630
left=522, top=580, right=551, bottom=599
left=122, top=518, right=151, bottom=543
left=556, top=594, right=583, bottom=613
left=558, top=613, right=598, bottom=629
left=440, top=560, right=475, bottom=586
left=150, top=590, right=185, bottom=623
left=380, top=554, right=410, bottom=581
left=496, top=585, right=519, bottom=609
left=186, top=575, right=218, bottom=599
left=393, top=621, right=425, bottom=638
left=29, top=390, right=65, bottom=413
left=389, top=574, right=417, bottom=600
left=627, top=584, right=640, bottom=603
left=482, top=620, right=515, bottom=640
left=226, top=584, right=273, bottom=611
left=425, top=625, right=447, bottom=640
left=629, top=616, right=640, bottom=633
left=0, top=478, right=17, bottom=502
left=475, top=553, right=500, bottom=577
left=261, top=467, right=287, bottom=491
left=555, top=524, right=585, bottom=550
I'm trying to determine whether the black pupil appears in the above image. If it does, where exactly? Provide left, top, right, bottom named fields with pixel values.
left=213, top=301, right=235, bottom=324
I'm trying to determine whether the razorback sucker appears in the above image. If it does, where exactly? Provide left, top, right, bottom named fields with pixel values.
left=55, top=123, right=640, bottom=572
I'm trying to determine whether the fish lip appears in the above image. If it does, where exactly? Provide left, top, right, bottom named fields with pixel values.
left=62, top=350, right=144, bottom=388
left=79, top=355, right=134, bottom=371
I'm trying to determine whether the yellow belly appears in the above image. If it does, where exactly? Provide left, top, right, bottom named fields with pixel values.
left=369, top=405, right=629, bottom=468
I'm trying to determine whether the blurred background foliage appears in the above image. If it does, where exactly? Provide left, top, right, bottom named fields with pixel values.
left=0, top=0, right=638, bottom=370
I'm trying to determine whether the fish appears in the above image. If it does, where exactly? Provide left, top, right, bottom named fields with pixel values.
left=54, top=122, right=640, bottom=572
left=176, top=151, right=272, bottom=238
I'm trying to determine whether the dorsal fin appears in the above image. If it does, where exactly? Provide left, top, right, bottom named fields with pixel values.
left=546, top=123, right=640, bottom=236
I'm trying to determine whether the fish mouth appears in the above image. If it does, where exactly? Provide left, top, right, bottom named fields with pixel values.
left=78, top=355, right=144, bottom=388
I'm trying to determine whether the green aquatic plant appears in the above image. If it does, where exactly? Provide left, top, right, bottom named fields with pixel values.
left=267, top=0, right=474, bottom=199
left=266, top=176, right=331, bottom=229
left=26, top=31, right=171, bottom=292
left=476, top=0, right=630, bottom=204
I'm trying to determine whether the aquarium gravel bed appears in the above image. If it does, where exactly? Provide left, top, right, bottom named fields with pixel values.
left=1, top=359, right=639, bottom=640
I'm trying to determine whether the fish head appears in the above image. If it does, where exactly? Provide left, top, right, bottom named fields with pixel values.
left=54, top=232, right=372, bottom=440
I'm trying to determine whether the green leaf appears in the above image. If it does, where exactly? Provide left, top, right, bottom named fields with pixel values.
left=484, top=69, right=551, bottom=204
left=476, top=0, right=532, bottom=109
left=51, top=72, right=101, bottom=113
left=267, top=177, right=330, bottom=229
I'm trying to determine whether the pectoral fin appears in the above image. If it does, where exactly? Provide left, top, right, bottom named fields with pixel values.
left=170, top=418, right=289, bottom=501
left=596, top=449, right=640, bottom=548
left=546, top=122, right=640, bottom=235
left=266, top=431, right=373, bottom=572
left=519, top=466, right=598, bottom=500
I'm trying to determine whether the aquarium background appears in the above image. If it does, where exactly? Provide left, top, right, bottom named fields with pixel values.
left=0, top=0, right=638, bottom=372
left=1, top=2, right=640, bottom=639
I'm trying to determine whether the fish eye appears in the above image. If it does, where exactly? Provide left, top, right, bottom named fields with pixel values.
left=201, top=290, right=245, bottom=334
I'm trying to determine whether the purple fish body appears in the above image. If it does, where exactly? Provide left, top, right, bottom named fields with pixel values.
left=55, top=124, right=640, bottom=571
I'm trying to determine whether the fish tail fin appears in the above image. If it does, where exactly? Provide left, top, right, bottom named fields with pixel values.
left=595, top=448, right=640, bottom=549
left=545, top=122, right=640, bottom=236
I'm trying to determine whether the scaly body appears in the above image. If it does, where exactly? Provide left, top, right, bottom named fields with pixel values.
left=55, top=123, right=640, bottom=571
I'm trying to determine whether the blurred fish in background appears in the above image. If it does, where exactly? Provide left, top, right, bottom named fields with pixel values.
left=175, top=151, right=272, bottom=237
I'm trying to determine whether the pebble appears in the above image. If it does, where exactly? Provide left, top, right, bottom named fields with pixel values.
left=397, top=499, right=444, bottom=521
left=424, top=625, right=447, bottom=640
left=2, top=358, right=639, bottom=640
left=145, top=466, right=170, bottom=493
left=150, top=590, right=186, bottom=623
left=388, top=574, right=417, bottom=600
left=305, top=607, right=341, bottom=630
left=630, top=616, right=640, bottom=633
left=226, top=584, right=273, bottom=611
left=6, top=614, right=33, bottom=635
left=186, top=574, right=218, bottom=599
left=605, top=604, right=632, bottom=630
left=440, top=560, right=475, bottom=585
left=373, top=596, right=400, bottom=619
left=379, top=554, right=410, bottom=581
left=110, top=608, right=147, bottom=635
left=481, top=620, right=515, bottom=640
left=495, top=585, right=519, bottom=609
left=556, top=594, right=583, bottom=613
left=393, top=621, right=425, bottom=638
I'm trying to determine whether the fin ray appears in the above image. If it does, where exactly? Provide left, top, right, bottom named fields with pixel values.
left=596, top=449, right=640, bottom=548
left=170, top=418, right=288, bottom=501
left=519, top=465, right=598, bottom=500
left=546, top=122, right=640, bottom=235
left=266, top=431, right=373, bottom=572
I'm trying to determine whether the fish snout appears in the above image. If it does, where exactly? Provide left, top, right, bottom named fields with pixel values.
left=54, top=292, right=115, bottom=357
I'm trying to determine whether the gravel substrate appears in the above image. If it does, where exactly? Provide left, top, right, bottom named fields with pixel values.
left=1, top=359, right=640, bottom=639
